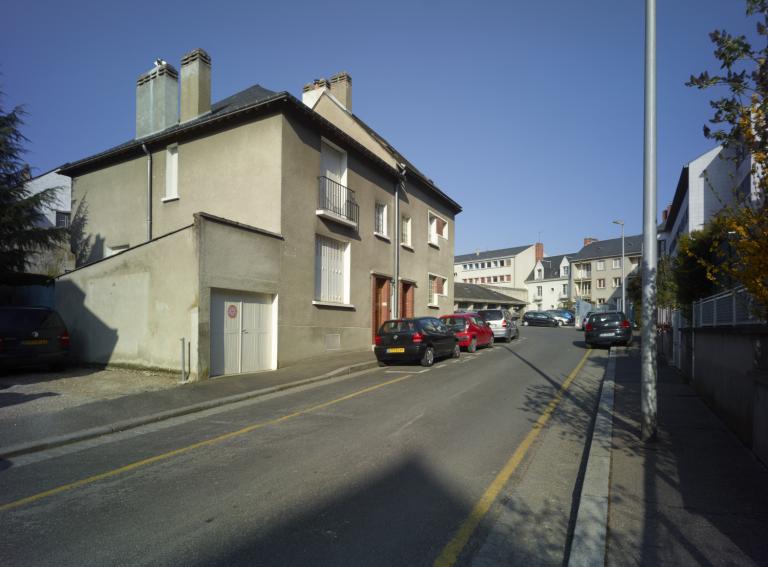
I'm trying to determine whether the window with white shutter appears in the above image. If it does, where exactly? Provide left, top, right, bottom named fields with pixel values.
left=315, top=235, right=349, bottom=304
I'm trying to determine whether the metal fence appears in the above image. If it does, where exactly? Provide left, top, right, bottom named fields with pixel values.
left=317, top=176, right=359, bottom=225
left=692, top=286, right=765, bottom=327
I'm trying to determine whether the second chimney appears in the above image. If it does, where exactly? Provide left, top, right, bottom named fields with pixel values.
left=535, top=242, right=544, bottom=262
left=329, top=72, right=352, bottom=111
left=583, top=237, right=598, bottom=247
left=180, top=48, right=212, bottom=123
left=136, top=60, right=179, bottom=138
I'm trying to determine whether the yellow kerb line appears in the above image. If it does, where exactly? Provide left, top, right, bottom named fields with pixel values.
left=0, top=373, right=417, bottom=513
left=433, top=349, right=592, bottom=567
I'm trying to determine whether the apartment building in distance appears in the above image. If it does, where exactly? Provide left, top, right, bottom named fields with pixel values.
left=525, top=253, right=576, bottom=311
left=571, top=236, right=642, bottom=310
left=454, top=243, right=541, bottom=304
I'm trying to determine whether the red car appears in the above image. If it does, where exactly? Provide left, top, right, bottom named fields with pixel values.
left=440, top=313, right=494, bottom=353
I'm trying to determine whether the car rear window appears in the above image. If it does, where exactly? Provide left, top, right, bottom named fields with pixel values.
left=479, top=310, right=503, bottom=321
left=380, top=320, right=420, bottom=334
left=442, top=317, right=467, bottom=329
left=0, top=309, right=55, bottom=334
left=591, top=313, right=624, bottom=324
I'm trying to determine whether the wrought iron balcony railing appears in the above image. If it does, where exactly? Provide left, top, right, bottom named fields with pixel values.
left=317, top=176, right=359, bottom=228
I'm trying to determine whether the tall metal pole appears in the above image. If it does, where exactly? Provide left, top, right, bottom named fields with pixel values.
left=641, top=0, right=658, bottom=441
left=621, top=223, right=625, bottom=313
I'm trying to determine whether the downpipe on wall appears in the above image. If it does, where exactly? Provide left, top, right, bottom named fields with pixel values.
left=392, top=163, right=406, bottom=318
left=142, top=143, right=152, bottom=241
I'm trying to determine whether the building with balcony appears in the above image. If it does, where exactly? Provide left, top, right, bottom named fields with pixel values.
left=55, top=50, right=461, bottom=379
left=524, top=253, right=576, bottom=311
left=570, top=235, right=642, bottom=309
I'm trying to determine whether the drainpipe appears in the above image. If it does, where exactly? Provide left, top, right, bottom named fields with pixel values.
left=141, top=143, right=152, bottom=241
left=393, top=163, right=406, bottom=318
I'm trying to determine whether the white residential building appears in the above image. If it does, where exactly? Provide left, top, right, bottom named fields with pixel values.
left=525, top=253, right=575, bottom=311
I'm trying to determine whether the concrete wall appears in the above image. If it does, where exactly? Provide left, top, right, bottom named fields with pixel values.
left=71, top=114, right=283, bottom=265
left=681, top=326, right=768, bottom=466
left=56, top=225, right=199, bottom=375
left=196, top=214, right=282, bottom=378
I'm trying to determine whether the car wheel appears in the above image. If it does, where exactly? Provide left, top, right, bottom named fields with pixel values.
left=585, top=341, right=592, bottom=348
left=468, top=338, right=477, bottom=353
left=557, top=320, right=562, bottom=326
left=420, top=346, right=435, bottom=367
left=452, top=343, right=461, bottom=358
left=378, top=361, right=389, bottom=367
left=487, top=337, right=494, bottom=348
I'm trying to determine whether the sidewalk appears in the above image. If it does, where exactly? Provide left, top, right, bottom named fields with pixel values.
left=0, top=349, right=377, bottom=458
left=607, top=344, right=768, bottom=566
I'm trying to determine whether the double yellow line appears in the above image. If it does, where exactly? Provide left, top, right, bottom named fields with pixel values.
left=433, top=349, right=592, bottom=567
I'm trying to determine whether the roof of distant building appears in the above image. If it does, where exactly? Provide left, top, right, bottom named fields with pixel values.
left=455, top=244, right=533, bottom=264
left=454, top=283, right=527, bottom=305
left=574, top=235, right=643, bottom=261
left=525, top=253, right=577, bottom=282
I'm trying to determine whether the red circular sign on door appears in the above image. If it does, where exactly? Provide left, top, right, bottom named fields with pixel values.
left=227, top=304, right=238, bottom=319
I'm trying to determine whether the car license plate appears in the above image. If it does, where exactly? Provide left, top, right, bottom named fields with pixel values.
left=387, top=347, right=405, bottom=353
left=599, top=332, right=614, bottom=337
left=22, top=339, right=48, bottom=345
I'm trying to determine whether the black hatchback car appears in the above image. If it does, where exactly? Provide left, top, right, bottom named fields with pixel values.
left=584, top=311, right=632, bottom=347
left=0, top=307, right=71, bottom=370
left=522, top=311, right=558, bottom=327
left=374, top=317, right=460, bottom=367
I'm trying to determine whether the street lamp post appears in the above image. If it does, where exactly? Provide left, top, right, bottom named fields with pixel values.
left=613, top=220, right=625, bottom=313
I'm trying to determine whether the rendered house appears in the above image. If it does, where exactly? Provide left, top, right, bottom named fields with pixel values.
left=571, top=236, right=642, bottom=310
left=453, top=243, right=541, bottom=305
left=56, top=49, right=460, bottom=379
left=524, top=253, right=575, bottom=311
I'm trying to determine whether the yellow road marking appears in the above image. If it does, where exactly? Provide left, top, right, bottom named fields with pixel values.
left=0, top=373, right=417, bottom=512
left=433, top=349, right=592, bottom=567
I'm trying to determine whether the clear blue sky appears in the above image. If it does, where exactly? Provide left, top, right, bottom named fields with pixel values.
left=1, top=0, right=757, bottom=256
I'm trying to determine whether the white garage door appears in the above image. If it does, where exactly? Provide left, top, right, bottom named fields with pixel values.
left=211, top=291, right=274, bottom=376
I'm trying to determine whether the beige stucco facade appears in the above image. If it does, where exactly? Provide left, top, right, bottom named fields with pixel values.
left=60, top=87, right=459, bottom=378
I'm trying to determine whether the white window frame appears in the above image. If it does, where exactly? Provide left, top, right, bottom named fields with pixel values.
left=163, top=144, right=179, bottom=201
left=612, top=277, right=622, bottom=288
left=563, top=265, right=569, bottom=276
left=536, top=286, right=542, bottom=297
left=597, top=278, right=606, bottom=289
left=428, top=210, right=448, bottom=247
left=400, top=215, right=412, bottom=248
left=374, top=202, right=389, bottom=239
left=320, top=137, right=348, bottom=187
left=596, top=260, right=605, bottom=271
left=428, top=272, right=447, bottom=307
left=612, top=258, right=621, bottom=269
left=313, top=234, right=352, bottom=307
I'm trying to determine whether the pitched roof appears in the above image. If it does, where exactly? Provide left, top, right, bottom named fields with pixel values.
left=525, top=253, right=577, bottom=282
left=574, top=235, right=643, bottom=261
left=58, top=84, right=461, bottom=214
left=454, top=283, right=527, bottom=305
left=455, top=244, right=533, bottom=264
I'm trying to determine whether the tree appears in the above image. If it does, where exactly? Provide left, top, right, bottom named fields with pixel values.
left=686, top=0, right=768, bottom=315
left=0, top=100, right=67, bottom=276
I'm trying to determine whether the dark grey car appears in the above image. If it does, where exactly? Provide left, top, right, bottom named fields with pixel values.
left=584, top=311, right=632, bottom=347
left=0, top=307, right=71, bottom=370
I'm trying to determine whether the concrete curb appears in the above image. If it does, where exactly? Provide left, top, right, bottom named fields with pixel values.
left=0, top=359, right=379, bottom=460
left=568, top=347, right=616, bottom=567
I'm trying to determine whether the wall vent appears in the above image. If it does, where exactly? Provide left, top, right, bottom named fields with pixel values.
left=325, top=333, right=341, bottom=351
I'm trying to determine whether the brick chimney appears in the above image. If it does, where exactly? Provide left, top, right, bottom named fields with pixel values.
left=180, top=48, right=211, bottom=123
left=583, top=237, right=598, bottom=247
left=661, top=203, right=671, bottom=223
left=136, top=60, right=179, bottom=138
left=302, top=78, right=329, bottom=108
left=535, top=242, right=544, bottom=262
left=329, top=72, right=352, bottom=111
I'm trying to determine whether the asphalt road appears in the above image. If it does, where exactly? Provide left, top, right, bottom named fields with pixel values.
left=0, top=326, right=608, bottom=566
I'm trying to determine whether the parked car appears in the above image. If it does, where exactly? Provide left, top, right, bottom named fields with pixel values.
left=552, top=309, right=575, bottom=325
left=477, top=309, right=519, bottom=342
left=584, top=311, right=632, bottom=347
left=0, top=306, right=71, bottom=371
left=545, top=310, right=570, bottom=326
left=375, top=317, right=459, bottom=367
left=580, top=311, right=596, bottom=330
left=522, top=311, right=558, bottom=327
left=440, top=313, right=494, bottom=352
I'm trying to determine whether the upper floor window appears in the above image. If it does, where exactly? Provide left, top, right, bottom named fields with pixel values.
left=428, top=273, right=446, bottom=305
left=536, top=268, right=543, bottom=279
left=563, top=266, right=569, bottom=276
left=401, top=215, right=412, bottom=247
left=164, top=144, right=178, bottom=200
left=55, top=211, right=71, bottom=228
left=428, top=211, right=448, bottom=246
left=374, top=202, right=388, bottom=237
left=612, top=277, right=622, bottom=288
left=315, top=235, right=350, bottom=304
left=596, top=260, right=605, bottom=271
left=612, top=258, right=621, bottom=269
left=597, top=278, right=606, bottom=289
left=499, top=259, right=506, bottom=267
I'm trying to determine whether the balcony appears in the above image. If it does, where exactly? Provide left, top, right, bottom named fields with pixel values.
left=316, top=176, right=359, bottom=228
left=574, top=271, right=592, bottom=281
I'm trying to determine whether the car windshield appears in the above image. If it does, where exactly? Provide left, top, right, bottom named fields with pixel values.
left=478, top=310, right=503, bottom=320
left=379, top=320, right=419, bottom=334
left=0, top=309, right=54, bottom=334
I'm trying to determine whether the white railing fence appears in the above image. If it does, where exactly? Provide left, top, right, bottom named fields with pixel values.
left=692, top=286, right=765, bottom=328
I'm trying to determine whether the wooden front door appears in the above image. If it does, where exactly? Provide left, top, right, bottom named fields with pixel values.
left=372, top=276, right=391, bottom=342
left=400, top=281, right=414, bottom=318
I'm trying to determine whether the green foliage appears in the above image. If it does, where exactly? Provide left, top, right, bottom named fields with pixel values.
left=0, top=99, right=67, bottom=275
left=673, top=230, right=720, bottom=317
